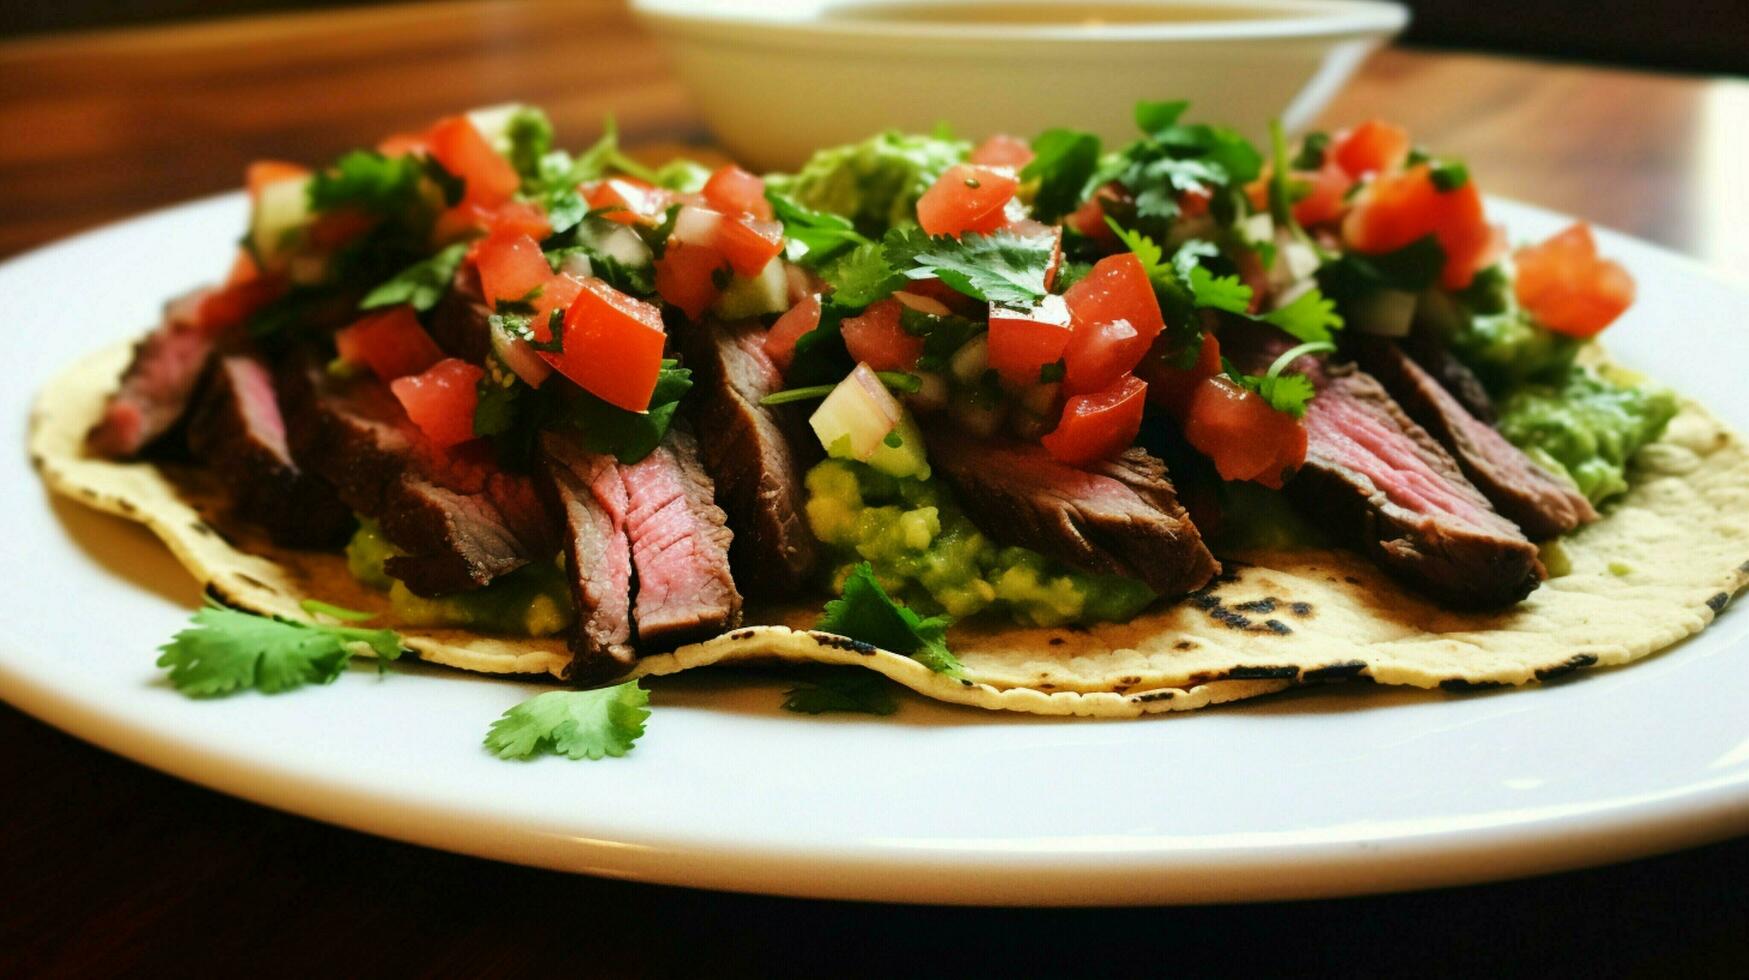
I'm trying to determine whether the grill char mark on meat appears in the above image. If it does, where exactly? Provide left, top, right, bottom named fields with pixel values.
left=1225, top=323, right=1541, bottom=609
left=539, top=432, right=636, bottom=682
left=87, top=289, right=218, bottom=459
left=619, top=423, right=742, bottom=647
left=1400, top=333, right=1496, bottom=423
left=1354, top=337, right=1597, bottom=539
left=277, top=353, right=557, bottom=596
left=680, top=318, right=820, bottom=597
left=186, top=354, right=354, bottom=547
left=924, top=428, right=1219, bottom=597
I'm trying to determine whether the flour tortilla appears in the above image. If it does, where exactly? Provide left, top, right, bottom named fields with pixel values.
left=31, top=341, right=1749, bottom=716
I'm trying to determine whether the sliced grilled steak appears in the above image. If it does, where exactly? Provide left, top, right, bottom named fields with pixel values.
left=1401, top=333, right=1495, bottom=422
left=680, top=317, right=820, bottom=597
left=924, top=428, right=1219, bottom=596
left=88, top=289, right=219, bottom=458
left=277, top=353, right=557, bottom=596
left=539, top=432, right=636, bottom=683
left=1226, top=323, right=1541, bottom=609
left=620, top=423, right=742, bottom=647
left=186, top=355, right=354, bottom=547
left=427, top=264, right=492, bottom=364
left=1354, top=337, right=1597, bottom=539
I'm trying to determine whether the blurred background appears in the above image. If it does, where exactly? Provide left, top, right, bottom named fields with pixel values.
left=5, top=0, right=1743, bottom=73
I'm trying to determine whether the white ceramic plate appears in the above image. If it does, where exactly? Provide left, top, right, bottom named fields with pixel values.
left=3, top=193, right=1746, bottom=906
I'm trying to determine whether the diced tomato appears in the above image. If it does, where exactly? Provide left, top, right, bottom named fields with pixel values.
left=308, top=208, right=377, bottom=250
left=1182, top=375, right=1307, bottom=488
left=916, top=164, right=1020, bottom=237
left=426, top=115, right=519, bottom=209
left=529, top=273, right=586, bottom=338
left=544, top=279, right=667, bottom=411
left=969, top=133, right=1034, bottom=170
left=764, top=293, right=821, bottom=373
left=840, top=298, right=924, bottom=372
left=335, top=306, right=445, bottom=381
left=702, top=165, right=773, bottom=221
left=1332, top=119, right=1411, bottom=178
left=485, top=200, right=553, bottom=241
left=987, top=295, right=1072, bottom=387
left=1293, top=160, right=1355, bottom=228
left=715, top=215, right=786, bottom=277
left=196, top=270, right=285, bottom=336
left=585, top=177, right=673, bottom=227
left=654, top=241, right=728, bottom=320
left=377, top=131, right=428, bottom=158
left=1066, top=183, right=1128, bottom=242
left=472, top=230, right=552, bottom=309
left=390, top=358, right=483, bottom=449
left=1060, top=253, right=1165, bottom=392
left=1343, top=163, right=1494, bottom=290
left=1040, top=374, right=1148, bottom=466
left=1512, top=222, right=1635, bottom=337
left=1137, top=331, right=1222, bottom=419
left=246, top=161, right=309, bottom=200
left=1178, top=186, right=1213, bottom=220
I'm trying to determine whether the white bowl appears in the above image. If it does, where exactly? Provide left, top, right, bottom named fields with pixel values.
left=631, top=0, right=1408, bottom=171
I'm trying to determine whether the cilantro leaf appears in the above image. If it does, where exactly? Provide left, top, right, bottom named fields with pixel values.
left=900, top=306, right=983, bottom=372
left=484, top=681, right=650, bottom=761
left=882, top=227, right=1052, bottom=305
left=817, top=563, right=962, bottom=676
left=1021, top=128, right=1101, bottom=221
left=1223, top=340, right=1334, bottom=418
left=360, top=242, right=468, bottom=312
left=1317, top=234, right=1447, bottom=296
left=769, top=191, right=871, bottom=268
left=781, top=668, right=900, bottom=716
left=1261, top=286, right=1344, bottom=344
left=473, top=368, right=523, bottom=438
left=505, top=106, right=554, bottom=183
left=1134, top=99, right=1190, bottom=137
left=553, top=359, right=692, bottom=464
left=821, top=242, right=903, bottom=308
left=308, top=150, right=427, bottom=216
left=1172, top=241, right=1253, bottom=314
left=156, top=601, right=401, bottom=698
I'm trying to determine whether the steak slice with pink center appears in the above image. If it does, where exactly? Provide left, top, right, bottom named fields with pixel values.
left=87, top=289, right=218, bottom=459
left=618, top=423, right=742, bottom=647
left=539, top=432, right=637, bottom=683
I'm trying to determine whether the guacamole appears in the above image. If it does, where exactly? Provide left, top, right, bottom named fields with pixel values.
left=1496, top=364, right=1678, bottom=505
left=769, top=131, right=967, bottom=234
left=804, top=459, right=1156, bottom=628
left=346, top=520, right=574, bottom=636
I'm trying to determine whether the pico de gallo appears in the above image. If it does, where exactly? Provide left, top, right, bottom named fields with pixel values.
left=198, top=99, right=1667, bottom=636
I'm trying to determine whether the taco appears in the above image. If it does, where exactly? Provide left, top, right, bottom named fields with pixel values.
left=32, top=104, right=1748, bottom=734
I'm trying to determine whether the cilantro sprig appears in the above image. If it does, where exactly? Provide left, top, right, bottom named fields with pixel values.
left=156, top=599, right=402, bottom=698
left=881, top=227, right=1054, bottom=305
left=484, top=681, right=651, bottom=760
left=360, top=242, right=469, bottom=312
left=1224, top=340, right=1335, bottom=418
left=817, top=563, right=962, bottom=676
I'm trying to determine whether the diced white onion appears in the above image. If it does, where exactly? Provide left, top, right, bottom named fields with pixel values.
left=1348, top=289, right=1418, bottom=337
left=557, top=251, right=594, bottom=280
left=893, top=291, right=952, bottom=318
left=810, top=363, right=901, bottom=461
left=590, top=223, right=653, bottom=269
left=672, top=205, right=724, bottom=248
left=949, top=334, right=989, bottom=386
left=490, top=317, right=553, bottom=387
left=1239, top=212, right=1275, bottom=246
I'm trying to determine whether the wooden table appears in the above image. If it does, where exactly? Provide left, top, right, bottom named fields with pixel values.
left=2, top=3, right=1746, bottom=974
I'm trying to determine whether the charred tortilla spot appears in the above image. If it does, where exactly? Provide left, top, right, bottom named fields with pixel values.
left=1038, top=682, right=1054, bottom=689
left=1535, top=652, right=1599, bottom=681
left=1226, top=665, right=1297, bottom=680
left=1289, top=601, right=1314, bottom=617
left=1173, top=640, right=1196, bottom=650
left=730, top=629, right=757, bottom=641
left=115, top=499, right=137, bottom=515
left=1707, top=592, right=1730, bottom=613
left=1344, top=576, right=1361, bottom=585
left=960, top=678, right=973, bottom=686
left=1210, top=607, right=1252, bottom=629
left=1048, top=636, right=1065, bottom=646
left=1440, top=677, right=1506, bottom=692
left=808, top=632, right=877, bottom=655
left=1738, top=559, right=1749, bottom=574
left=1263, top=619, right=1292, bottom=635
left=188, top=521, right=214, bottom=537
left=1302, top=660, right=1367, bottom=682
left=1231, top=597, right=1277, bottom=614
left=1131, top=689, right=1179, bottom=703
left=235, top=573, right=277, bottom=595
